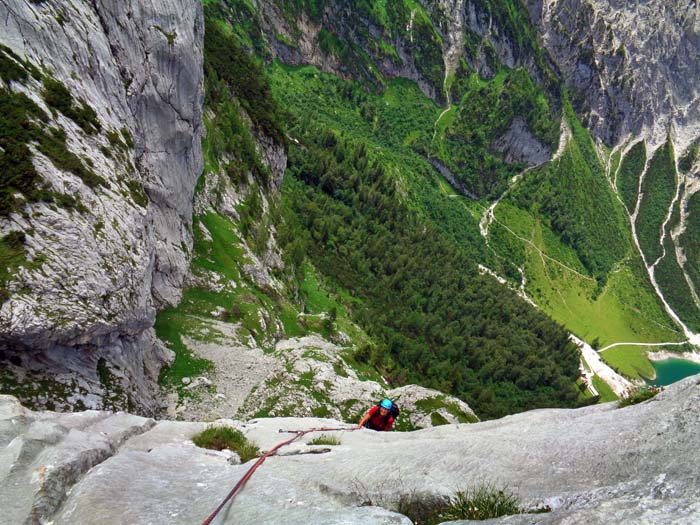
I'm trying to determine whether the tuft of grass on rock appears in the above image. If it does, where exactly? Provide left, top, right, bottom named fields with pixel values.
left=307, top=434, right=341, bottom=446
left=438, top=485, right=522, bottom=521
left=395, top=484, right=529, bottom=524
left=192, top=426, right=260, bottom=462
left=618, top=386, right=661, bottom=408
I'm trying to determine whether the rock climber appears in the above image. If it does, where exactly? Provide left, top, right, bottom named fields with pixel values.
left=357, top=398, right=398, bottom=431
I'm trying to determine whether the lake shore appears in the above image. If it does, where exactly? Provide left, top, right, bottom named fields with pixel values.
left=646, top=350, right=700, bottom=363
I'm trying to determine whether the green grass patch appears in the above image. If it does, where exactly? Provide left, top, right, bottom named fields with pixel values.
left=591, top=375, right=618, bottom=402
left=431, top=412, right=449, bottom=426
left=193, top=212, right=248, bottom=281
left=192, top=426, right=260, bottom=462
left=278, top=300, right=306, bottom=337
left=307, top=434, right=341, bottom=445
left=414, top=395, right=478, bottom=424
left=155, top=310, right=214, bottom=389
left=491, top=197, right=679, bottom=352
left=599, top=345, right=656, bottom=380
left=300, top=263, right=337, bottom=314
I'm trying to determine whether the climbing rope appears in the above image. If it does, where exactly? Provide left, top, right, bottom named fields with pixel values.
left=199, top=426, right=358, bottom=525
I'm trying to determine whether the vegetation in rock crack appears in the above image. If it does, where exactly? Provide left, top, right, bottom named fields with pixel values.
left=192, top=426, right=260, bottom=462
left=396, top=484, right=527, bottom=524
left=618, top=386, right=661, bottom=408
left=437, top=485, right=523, bottom=522
left=1, top=79, right=104, bottom=217
left=307, top=434, right=341, bottom=446
left=0, top=231, right=29, bottom=304
left=42, top=77, right=101, bottom=135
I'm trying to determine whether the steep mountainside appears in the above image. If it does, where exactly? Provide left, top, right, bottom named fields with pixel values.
left=521, top=2, right=700, bottom=352
left=525, top=0, right=700, bottom=149
left=0, top=0, right=204, bottom=413
left=225, top=0, right=700, bottom=394
left=2, top=0, right=700, bottom=424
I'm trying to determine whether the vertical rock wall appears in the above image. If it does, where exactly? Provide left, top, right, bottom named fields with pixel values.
left=0, top=0, right=203, bottom=414
left=525, top=0, right=700, bottom=150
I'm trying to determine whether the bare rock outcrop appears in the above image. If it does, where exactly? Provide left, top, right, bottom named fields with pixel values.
left=2, top=375, right=699, bottom=524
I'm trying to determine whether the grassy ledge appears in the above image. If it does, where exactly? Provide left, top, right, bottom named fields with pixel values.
left=192, top=425, right=260, bottom=462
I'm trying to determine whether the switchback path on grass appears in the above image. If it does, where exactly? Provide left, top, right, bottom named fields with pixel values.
left=599, top=341, right=690, bottom=352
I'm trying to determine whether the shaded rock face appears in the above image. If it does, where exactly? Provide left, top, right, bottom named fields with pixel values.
left=0, top=0, right=204, bottom=414
left=524, top=0, right=700, bottom=149
left=2, top=375, right=699, bottom=524
left=493, top=116, right=551, bottom=165
left=260, top=1, right=439, bottom=97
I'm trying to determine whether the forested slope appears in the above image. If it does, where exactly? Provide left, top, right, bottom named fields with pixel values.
left=191, top=1, right=591, bottom=419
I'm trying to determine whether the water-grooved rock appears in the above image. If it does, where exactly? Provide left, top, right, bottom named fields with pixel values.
left=2, top=375, right=699, bottom=524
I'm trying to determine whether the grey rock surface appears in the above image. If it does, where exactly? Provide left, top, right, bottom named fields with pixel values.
left=524, top=0, right=700, bottom=150
left=493, top=116, right=551, bottom=165
left=3, top=376, right=699, bottom=524
left=0, top=0, right=203, bottom=413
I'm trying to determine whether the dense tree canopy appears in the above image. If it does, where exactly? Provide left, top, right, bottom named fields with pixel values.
left=281, top=128, right=583, bottom=418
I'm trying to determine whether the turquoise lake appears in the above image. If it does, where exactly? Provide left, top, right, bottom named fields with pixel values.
left=648, top=359, right=700, bottom=386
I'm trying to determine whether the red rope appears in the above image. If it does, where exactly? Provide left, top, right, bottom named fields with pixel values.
left=200, top=426, right=357, bottom=525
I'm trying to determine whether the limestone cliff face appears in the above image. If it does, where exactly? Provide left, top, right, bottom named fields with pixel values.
left=524, top=0, right=700, bottom=150
left=2, top=375, right=698, bottom=524
left=0, top=0, right=203, bottom=413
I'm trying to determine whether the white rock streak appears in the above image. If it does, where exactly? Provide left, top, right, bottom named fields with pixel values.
left=613, top=139, right=700, bottom=346
left=573, top=335, right=635, bottom=396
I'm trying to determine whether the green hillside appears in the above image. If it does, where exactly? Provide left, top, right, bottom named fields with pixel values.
left=179, top=0, right=697, bottom=419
